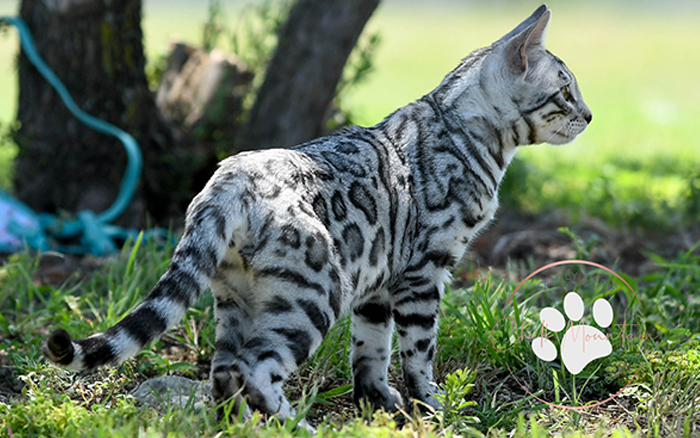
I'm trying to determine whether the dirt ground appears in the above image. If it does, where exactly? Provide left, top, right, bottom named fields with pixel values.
left=462, top=211, right=698, bottom=283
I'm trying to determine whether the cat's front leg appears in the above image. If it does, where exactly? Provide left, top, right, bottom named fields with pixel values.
left=351, top=293, right=404, bottom=412
left=390, top=271, right=445, bottom=410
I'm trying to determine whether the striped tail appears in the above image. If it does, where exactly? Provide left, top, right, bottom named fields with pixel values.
left=43, top=184, right=240, bottom=371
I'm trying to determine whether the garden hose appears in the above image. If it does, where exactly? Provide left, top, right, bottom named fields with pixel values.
left=0, top=16, right=170, bottom=255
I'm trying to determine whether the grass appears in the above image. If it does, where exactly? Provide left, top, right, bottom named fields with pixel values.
left=1, top=230, right=699, bottom=437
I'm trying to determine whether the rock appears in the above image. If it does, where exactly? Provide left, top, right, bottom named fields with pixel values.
left=131, top=375, right=211, bottom=411
left=0, top=366, right=24, bottom=404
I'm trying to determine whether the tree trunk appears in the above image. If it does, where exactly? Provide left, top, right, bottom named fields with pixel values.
left=240, top=0, right=380, bottom=151
left=15, top=0, right=179, bottom=227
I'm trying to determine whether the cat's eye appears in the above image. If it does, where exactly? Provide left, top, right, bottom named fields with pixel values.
left=561, top=85, right=573, bottom=102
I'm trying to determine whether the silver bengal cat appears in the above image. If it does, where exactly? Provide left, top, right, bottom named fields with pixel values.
left=44, top=4, right=591, bottom=420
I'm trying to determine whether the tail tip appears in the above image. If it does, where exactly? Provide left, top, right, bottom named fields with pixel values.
left=43, top=328, right=75, bottom=366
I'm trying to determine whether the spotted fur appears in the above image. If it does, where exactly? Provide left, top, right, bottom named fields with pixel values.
left=44, top=5, right=591, bottom=419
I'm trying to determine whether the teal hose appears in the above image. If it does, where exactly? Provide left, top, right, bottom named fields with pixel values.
left=0, top=16, right=174, bottom=256
left=0, top=15, right=142, bottom=225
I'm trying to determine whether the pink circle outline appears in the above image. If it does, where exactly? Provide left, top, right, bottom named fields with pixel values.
left=501, top=259, right=643, bottom=410
left=507, top=260, right=641, bottom=305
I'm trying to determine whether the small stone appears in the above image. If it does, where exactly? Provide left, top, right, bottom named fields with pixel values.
left=131, top=375, right=211, bottom=411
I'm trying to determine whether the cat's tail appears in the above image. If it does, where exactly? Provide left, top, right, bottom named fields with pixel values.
left=43, top=178, right=244, bottom=371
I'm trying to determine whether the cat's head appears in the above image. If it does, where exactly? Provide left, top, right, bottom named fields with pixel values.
left=493, top=4, right=592, bottom=145
left=439, top=4, right=592, bottom=146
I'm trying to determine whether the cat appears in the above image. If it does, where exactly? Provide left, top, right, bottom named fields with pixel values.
left=43, top=4, right=591, bottom=420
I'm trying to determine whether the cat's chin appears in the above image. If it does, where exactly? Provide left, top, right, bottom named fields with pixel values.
left=547, top=138, right=578, bottom=146
left=524, top=137, right=576, bottom=147
left=543, top=132, right=582, bottom=146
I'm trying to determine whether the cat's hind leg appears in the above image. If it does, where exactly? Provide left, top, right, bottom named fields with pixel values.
left=225, top=269, right=339, bottom=420
left=210, top=272, right=253, bottom=417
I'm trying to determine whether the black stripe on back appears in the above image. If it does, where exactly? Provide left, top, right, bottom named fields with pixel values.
left=348, top=181, right=378, bottom=225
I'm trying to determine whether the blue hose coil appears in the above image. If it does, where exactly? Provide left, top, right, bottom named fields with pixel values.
left=0, top=16, right=171, bottom=255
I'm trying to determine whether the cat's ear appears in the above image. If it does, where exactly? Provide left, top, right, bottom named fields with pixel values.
left=499, top=5, right=551, bottom=75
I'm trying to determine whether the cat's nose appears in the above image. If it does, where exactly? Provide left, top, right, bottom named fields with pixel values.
left=583, top=111, right=592, bottom=124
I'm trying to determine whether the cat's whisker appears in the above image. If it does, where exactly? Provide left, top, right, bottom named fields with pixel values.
left=544, top=123, right=567, bottom=144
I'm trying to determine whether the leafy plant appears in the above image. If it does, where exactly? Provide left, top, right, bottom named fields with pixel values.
left=428, top=368, right=480, bottom=434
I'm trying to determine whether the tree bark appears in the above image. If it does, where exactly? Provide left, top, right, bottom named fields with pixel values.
left=15, top=0, right=179, bottom=227
left=240, top=0, right=380, bottom=151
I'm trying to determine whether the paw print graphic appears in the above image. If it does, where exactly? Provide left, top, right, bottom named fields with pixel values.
left=532, top=292, right=614, bottom=374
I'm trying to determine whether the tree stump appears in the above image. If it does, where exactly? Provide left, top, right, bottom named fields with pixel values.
left=155, top=42, right=253, bottom=197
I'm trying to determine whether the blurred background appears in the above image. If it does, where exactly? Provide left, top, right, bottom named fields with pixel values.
left=0, top=0, right=699, bottom=238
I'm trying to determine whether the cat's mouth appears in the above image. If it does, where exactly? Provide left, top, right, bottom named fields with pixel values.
left=568, top=117, right=590, bottom=136
left=545, top=116, right=591, bottom=145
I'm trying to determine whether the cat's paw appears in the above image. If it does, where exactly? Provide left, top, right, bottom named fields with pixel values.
left=212, top=364, right=251, bottom=421
left=353, top=382, right=404, bottom=413
left=413, top=386, right=444, bottom=413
